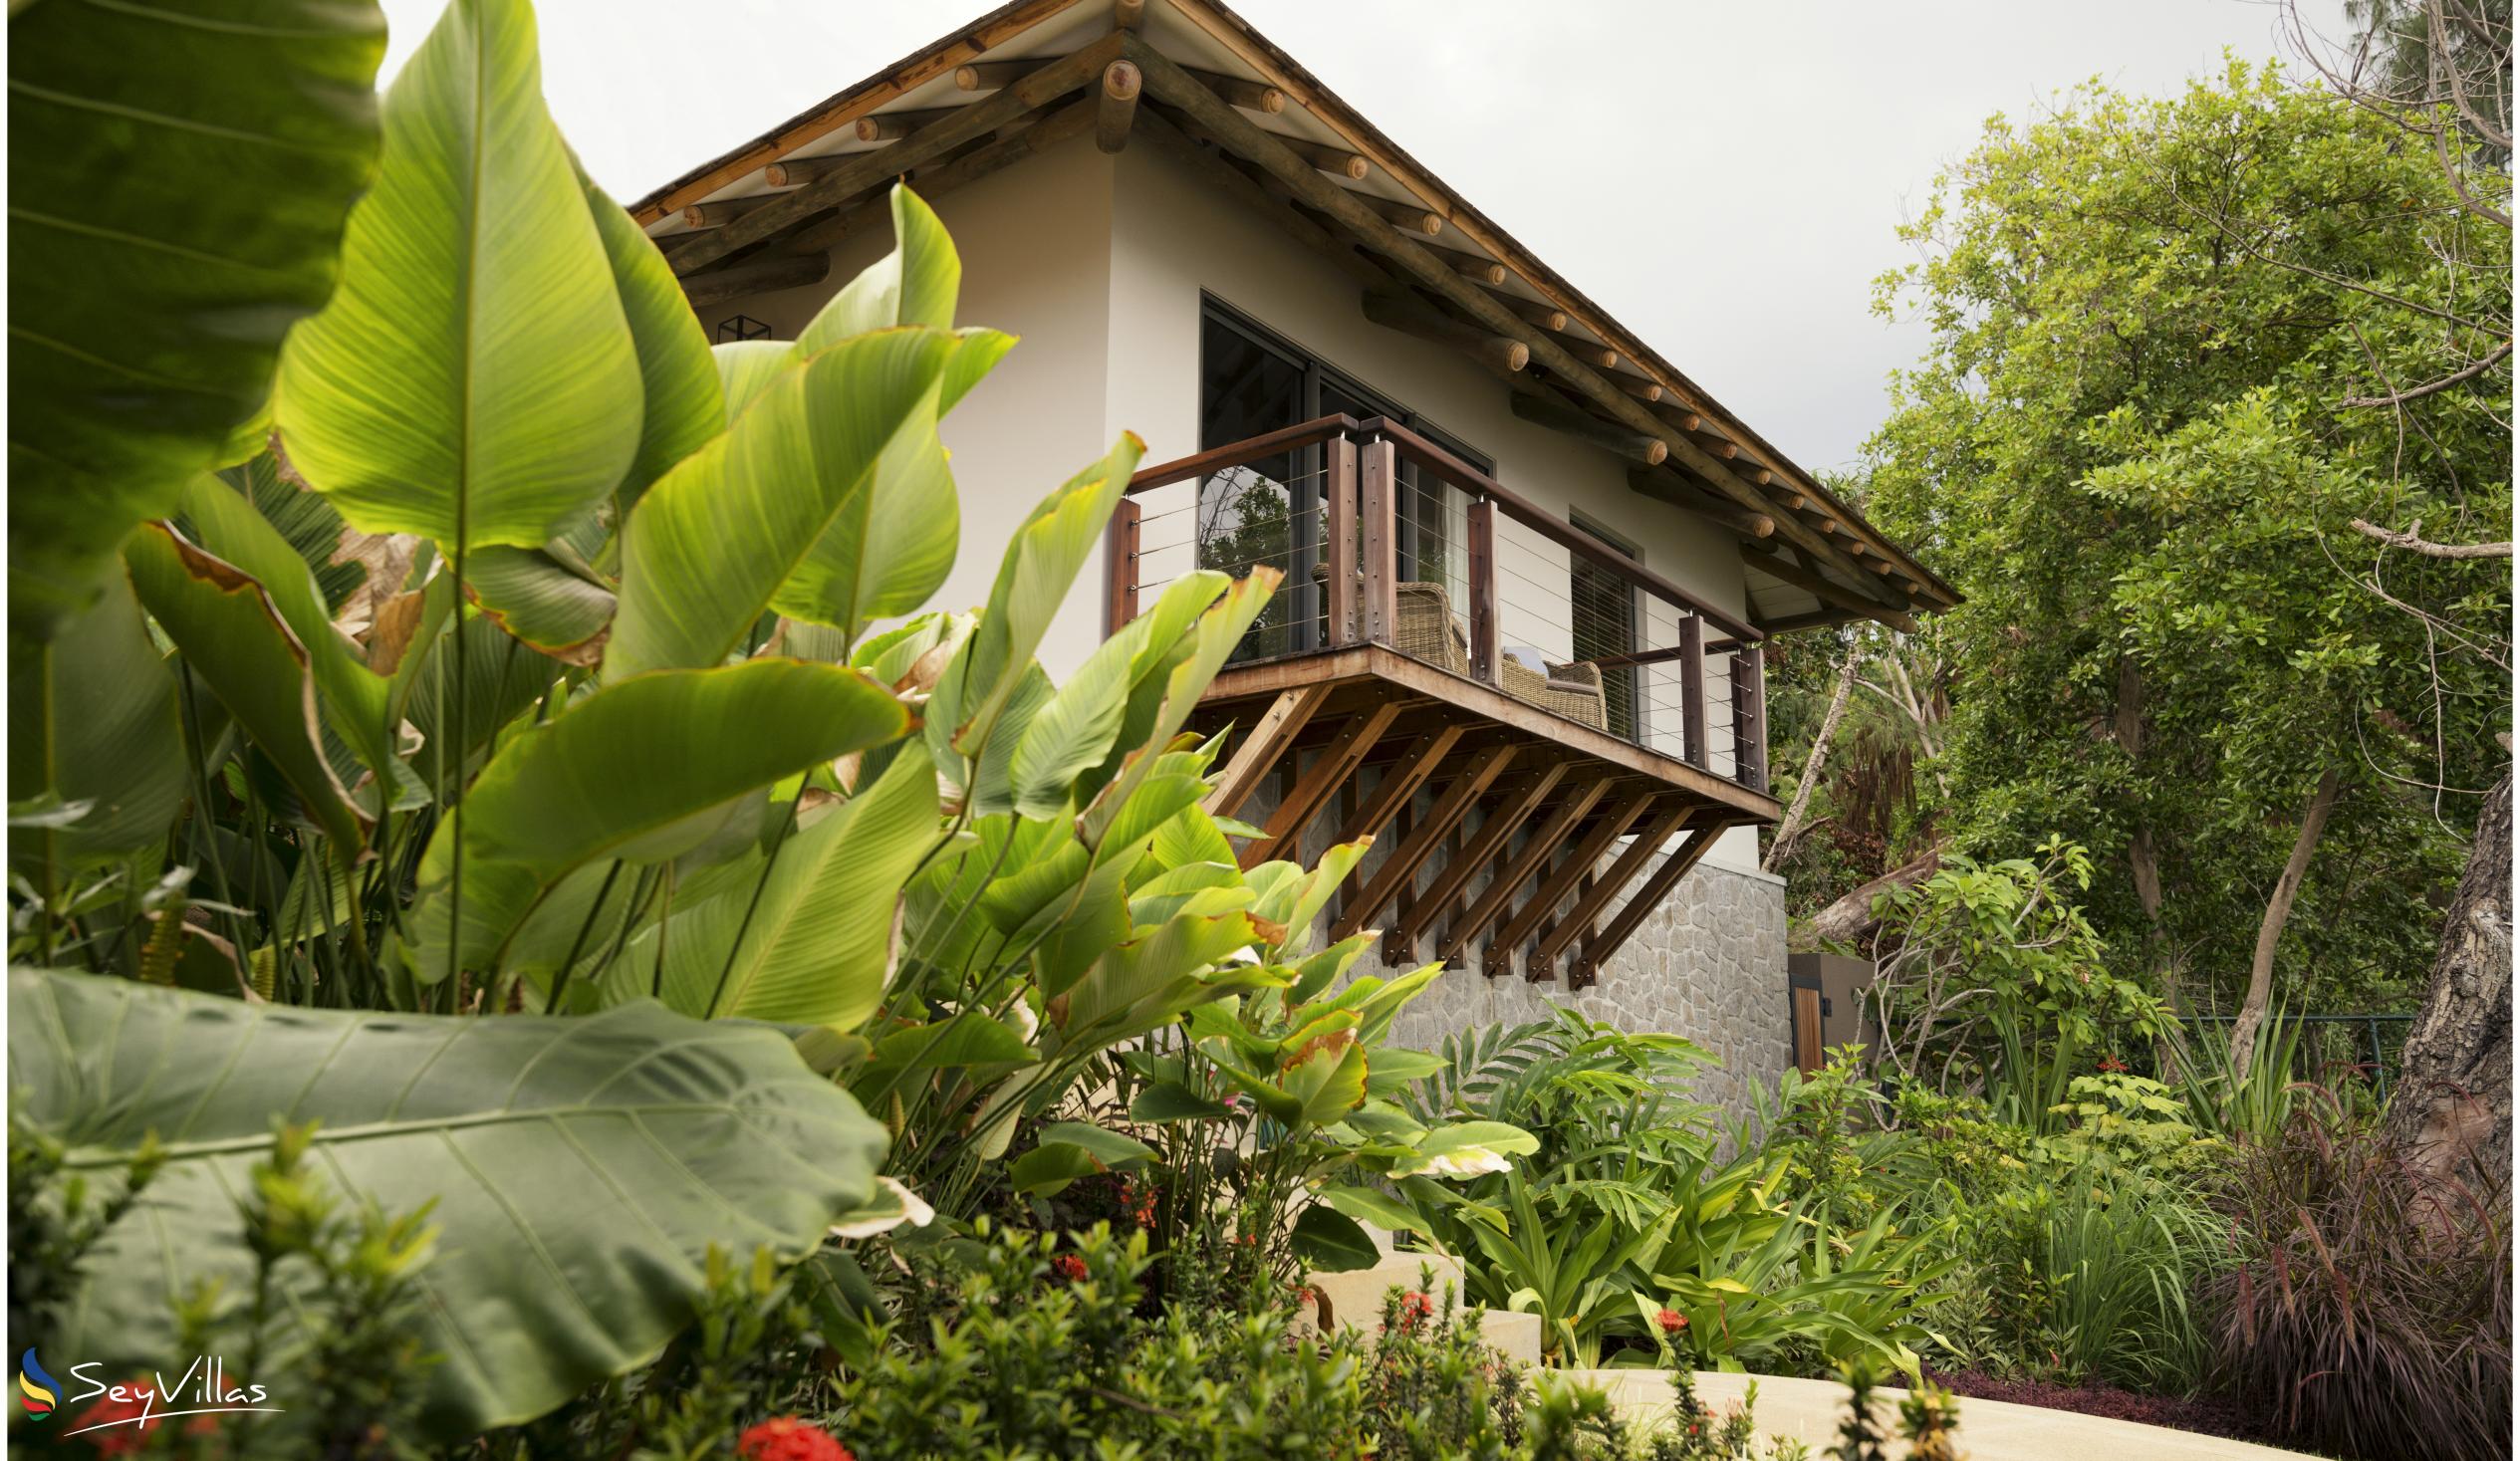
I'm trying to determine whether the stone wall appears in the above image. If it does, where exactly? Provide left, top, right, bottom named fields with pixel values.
left=1382, top=857, right=1791, bottom=1134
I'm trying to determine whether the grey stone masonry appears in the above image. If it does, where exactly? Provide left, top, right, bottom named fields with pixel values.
left=1240, top=756, right=1793, bottom=1134
left=1382, top=857, right=1791, bottom=1133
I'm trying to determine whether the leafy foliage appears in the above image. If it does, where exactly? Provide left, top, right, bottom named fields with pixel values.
left=1864, top=62, right=2510, bottom=1017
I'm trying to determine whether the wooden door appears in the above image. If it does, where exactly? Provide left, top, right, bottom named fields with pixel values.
left=1790, top=979, right=1824, bottom=1074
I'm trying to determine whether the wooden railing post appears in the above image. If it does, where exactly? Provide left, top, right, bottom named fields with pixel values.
left=1730, top=644, right=1766, bottom=792
left=1325, top=434, right=1359, bottom=644
left=1358, top=435, right=1399, bottom=644
left=1106, top=496, right=1140, bottom=633
left=1678, top=612, right=1706, bottom=768
left=1467, top=496, right=1498, bottom=683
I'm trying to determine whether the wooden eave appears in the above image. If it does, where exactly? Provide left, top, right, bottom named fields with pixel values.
left=628, top=0, right=1956, bottom=630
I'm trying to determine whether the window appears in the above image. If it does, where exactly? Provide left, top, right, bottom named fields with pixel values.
left=1196, top=300, right=1488, bottom=660
left=1568, top=512, right=1641, bottom=742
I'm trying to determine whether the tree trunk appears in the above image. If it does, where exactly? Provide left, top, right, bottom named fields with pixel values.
left=1807, top=847, right=1941, bottom=947
left=1764, top=646, right=1861, bottom=872
left=2383, top=767, right=2512, bottom=1189
left=2228, top=769, right=2343, bottom=1082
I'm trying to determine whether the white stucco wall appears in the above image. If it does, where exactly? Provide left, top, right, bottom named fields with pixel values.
left=689, top=130, right=1764, bottom=871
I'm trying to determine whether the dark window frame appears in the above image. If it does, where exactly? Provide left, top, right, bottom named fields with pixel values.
left=1198, top=297, right=1493, bottom=655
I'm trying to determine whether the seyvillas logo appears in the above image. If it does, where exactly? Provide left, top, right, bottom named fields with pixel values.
left=19, top=1348, right=60, bottom=1419
left=18, top=1350, right=282, bottom=1439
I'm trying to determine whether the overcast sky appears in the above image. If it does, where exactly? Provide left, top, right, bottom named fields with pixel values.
left=382, top=0, right=2344, bottom=474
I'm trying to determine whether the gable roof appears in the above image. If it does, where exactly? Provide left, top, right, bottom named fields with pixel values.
left=630, top=0, right=1955, bottom=630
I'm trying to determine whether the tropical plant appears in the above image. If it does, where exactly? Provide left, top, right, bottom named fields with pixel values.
left=5, top=0, right=1307, bottom=1439
left=2208, top=1091, right=2512, bottom=1461
left=1866, top=61, right=2509, bottom=1030
left=1859, top=840, right=2164, bottom=1107
left=5, top=968, right=883, bottom=1436
left=1393, top=1014, right=1948, bottom=1377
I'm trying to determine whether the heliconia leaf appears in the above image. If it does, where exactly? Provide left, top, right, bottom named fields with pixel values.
left=656, top=739, right=940, bottom=1030
left=606, top=328, right=957, bottom=679
left=122, top=524, right=368, bottom=858
left=9, top=968, right=886, bottom=1438
left=1316, top=1185, right=1429, bottom=1239
left=575, top=166, right=723, bottom=511
left=797, top=186, right=966, bottom=350
left=7, top=567, right=186, bottom=878
left=1079, top=570, right=1279, bottom=848
left=937, top=433, right=1145, bottom=766
left=176, top=475, right=399, bottom=780
left=405, top=658, right=908, bottom=978
left=273, top=0, right=644, bottom=550
left=440, top=658, right=907, bottom=881
left=768, top=381, right=960, bottom=639
left=7, top=0, right=384, bottom=636
left=464, top=545, right=616, bottom=665
left=1058, top=909, right=1258, bottom=1043
left=1291, top=1203, right=1381, bottom=1273
left=1008, top=575, right=1226, bottom=820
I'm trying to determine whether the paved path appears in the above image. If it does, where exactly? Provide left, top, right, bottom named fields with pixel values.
left=1559, top=1369, right=2321, bottom=1460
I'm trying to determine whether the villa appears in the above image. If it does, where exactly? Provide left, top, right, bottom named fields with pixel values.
left=630, top=0, right=1955, bottom=1117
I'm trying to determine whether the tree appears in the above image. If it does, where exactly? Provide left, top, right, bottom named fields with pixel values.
left=1866, top=62, right=2511, bottom=1044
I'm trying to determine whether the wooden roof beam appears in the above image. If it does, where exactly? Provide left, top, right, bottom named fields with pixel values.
left=1629, top=468, right=1774, bottom=540
left=1364, top=289, right=1527, bottom=373
left=1094, top=59, right=1142, bottom=153
left=1509, top=387, right=1665, bottom=466
left=667, top=35, right=1122, bottom=275
left=1571, top=815, right=1734, bottom=986
left=1330, top=743, right=1517, bottom=942
left=1742, top=543, right=1918, bottom=633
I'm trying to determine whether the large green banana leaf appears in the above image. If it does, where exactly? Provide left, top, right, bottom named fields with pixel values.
left=931, top=433, right=1145, bottom=774
left=7, top=568, right=186, bottom=879
left=657, top=741, right=940, bottom=1029
left=274, top=0, right=643, bottom=549
left=7, top=0, right=384, bottom=635
left=8, top=967, right=886, bottom=1437
left=406, top=657, right=908, bottom=976
left=577, top=168, right=723, bottom=512
left=607, top=328, right=957, bottom=677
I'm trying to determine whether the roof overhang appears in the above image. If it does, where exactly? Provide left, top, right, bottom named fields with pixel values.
left=630, top=0, right=1958, bottom=630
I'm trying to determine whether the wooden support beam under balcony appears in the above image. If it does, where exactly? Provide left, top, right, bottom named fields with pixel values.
left=1528, top=800, right=1699, bottom=980
left=1392, top=761, right=1571, bottom=961
left=1571, top=814, right=1736, bottom=987
left=1332, top=724, right=1466, bottom=851
left=1483, top=793, right=1661, bottom=978
left=1436, top=773, right=1613, bottom=963
left=1236, top=698, right=1400, bottom=869
left=1202, top=683, right=1333, bottom=818
left=1330, top=743, right=1517, bottom=942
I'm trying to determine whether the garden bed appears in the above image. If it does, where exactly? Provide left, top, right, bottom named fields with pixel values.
left=1922, top=1368, right=2266, bottom=1447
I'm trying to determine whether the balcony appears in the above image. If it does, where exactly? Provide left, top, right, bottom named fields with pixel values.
left=1107, top=415, right=1779, bottom=985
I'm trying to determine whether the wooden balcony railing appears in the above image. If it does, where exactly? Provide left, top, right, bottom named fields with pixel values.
left=1110, top=414, right=1768, bottom=794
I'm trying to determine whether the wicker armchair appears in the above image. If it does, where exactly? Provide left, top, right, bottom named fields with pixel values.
left=1391, top=581, right=1609, bottom=730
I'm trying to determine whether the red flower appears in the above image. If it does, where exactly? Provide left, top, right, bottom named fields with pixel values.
left=1052, top=1253, right=1089, bottom=1283
left=2097, top=1056, right=2130, bottom=1074
left=1395, top=1290, right=1435, bottom=1331
left=737, top=1416, right=855, bottom=1461
left=69, top=1384, right=166, bottom=1456
left=1654, top=1308, right=1688, bottom=1336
